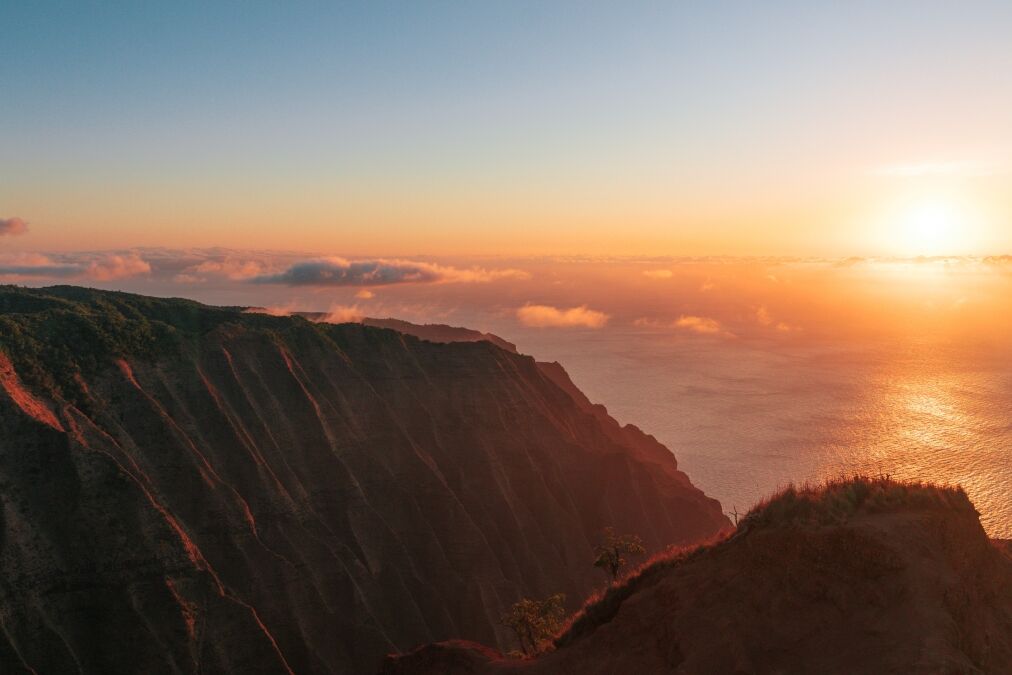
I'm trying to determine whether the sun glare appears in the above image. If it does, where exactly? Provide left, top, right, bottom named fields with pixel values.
left=902, top=200, right=956, bottom=254
left=885, top=196, right=979, bottom=257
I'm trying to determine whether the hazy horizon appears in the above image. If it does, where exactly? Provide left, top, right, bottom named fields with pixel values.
left=6, top=251, right=1011, bottom=537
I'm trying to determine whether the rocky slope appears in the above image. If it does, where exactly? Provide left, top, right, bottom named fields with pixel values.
left=383, top=478, right=1012, bottom=674
left=0, top=285, right=728, bottom=674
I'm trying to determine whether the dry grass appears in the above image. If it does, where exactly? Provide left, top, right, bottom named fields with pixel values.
left=739, top=474, right=975, bottom=531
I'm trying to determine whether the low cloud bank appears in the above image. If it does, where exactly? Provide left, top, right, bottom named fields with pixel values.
left=0, top=248, right=532, bottom=290
left=174, top=257, right=269, bottom=283
left=322, top=305, right=364, bottom=323
left=0, top=217, right=28, bottom=236
left=872, top=160, right=993, bottom=178
left=635, top=314, right=731, bottom=336
left=675, top=315, right=724, bottom=334
left=85, top=254, right=152, bottom=281
left=253, top=257, right=529, bottom=287
left=755, top=305, right=795, bottom=332
left=0, top=252, right=150, bottom=281
left=245, top=303, right=365, bottom=324
left=516, top=304, right=609, bottom=328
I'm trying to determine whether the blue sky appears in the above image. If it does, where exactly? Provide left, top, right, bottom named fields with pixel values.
left=2, top=1, right=1010, bottom=255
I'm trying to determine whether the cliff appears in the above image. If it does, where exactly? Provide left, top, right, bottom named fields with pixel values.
left=276, top=313, right=519, bottom=354
left=358, top=318, right=519, bottom=355
left=383, top=477, right=1012, bottom=674
left=0, top=285, right=728, bottom=674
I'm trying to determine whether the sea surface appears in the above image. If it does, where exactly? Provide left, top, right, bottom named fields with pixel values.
left=509, top=328, right=1012, bottom=538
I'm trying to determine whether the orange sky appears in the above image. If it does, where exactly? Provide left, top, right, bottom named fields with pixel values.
left=4, top=164, right=1009, bottom=257
left=2, top=3, right=1010, bottom=258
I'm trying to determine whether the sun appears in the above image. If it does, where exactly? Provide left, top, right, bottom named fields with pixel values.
left=901, top=200, right=955, bottom=254
left=893, top=197, right=969, bottom=257
left=869, top=180, right=991, bottom=258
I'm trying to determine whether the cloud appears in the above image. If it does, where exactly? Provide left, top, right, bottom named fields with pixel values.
left=632, top=317, right=664, bottom=328
left=516, top=304, right=609, bottom=328
left=834, top=256, right=866, bottom=268
left=355, top=289, right=375, bottom=299
left=243, top=305, right=295, bottom=317
left=636, top=315, right=731, bottom=336
left=0, top=217, right=28, bottom=236
left=84, top=253, right=151, bottom=280
left=253, top=257, right=529, bottom=287
left=174, top=257, right=269, bottom=283
left=0, top=252, right=150, bottom=280
left=756, top=305, right=796, bottom=332
left=322, top=304, right=364, bottom=323
left=642, top=269, right=673, bottom=279
left=872, top=160, right=994, bottom=178
left=700, top=278, right=716, bottom=292
left=245, top=303, right=364, bottom=324
left=674, top=315, right=725, bottom=335
left=0, top=254, right=78, bottom=278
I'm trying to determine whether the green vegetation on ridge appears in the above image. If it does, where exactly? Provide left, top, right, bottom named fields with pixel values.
left=0, top=285, right=303, bottom=403
left=0, top=284, right=490, bottom=409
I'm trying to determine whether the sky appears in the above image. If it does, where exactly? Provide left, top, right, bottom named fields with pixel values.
left=2, top=1, right=1011, bottom=259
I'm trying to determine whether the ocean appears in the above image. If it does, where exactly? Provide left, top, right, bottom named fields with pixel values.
left=508, top=327, right=1012, bottom=538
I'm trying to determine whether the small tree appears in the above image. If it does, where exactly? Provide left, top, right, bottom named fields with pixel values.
left=593, top=527, right=645, bottom=582
left=726, top=505, right=741, bottom=526
left=500, top=593, right=566, bottom=656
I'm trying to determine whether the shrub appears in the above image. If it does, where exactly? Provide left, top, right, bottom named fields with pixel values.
left=594, top=527, right=645, bottom=582
left=501, top=593, right=566, bottom=656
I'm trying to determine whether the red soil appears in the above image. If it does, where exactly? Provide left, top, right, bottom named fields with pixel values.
left=0, top=353, right=63, bottom=431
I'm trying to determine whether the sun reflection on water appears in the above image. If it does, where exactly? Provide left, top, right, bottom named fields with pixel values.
left=505, top=259, right=1012, bottom=539
left=544, top=331, right=1012, bottom=539
left=812, top=344, right=1009, bottom=536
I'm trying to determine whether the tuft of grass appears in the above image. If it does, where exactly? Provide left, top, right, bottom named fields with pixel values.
left=739, top=474, right=975, bottom=531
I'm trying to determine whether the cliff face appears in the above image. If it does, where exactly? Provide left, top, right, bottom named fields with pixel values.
left=384, top=479, right=1012, bottom=675
left=0, top=286, right=728, bottom=674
